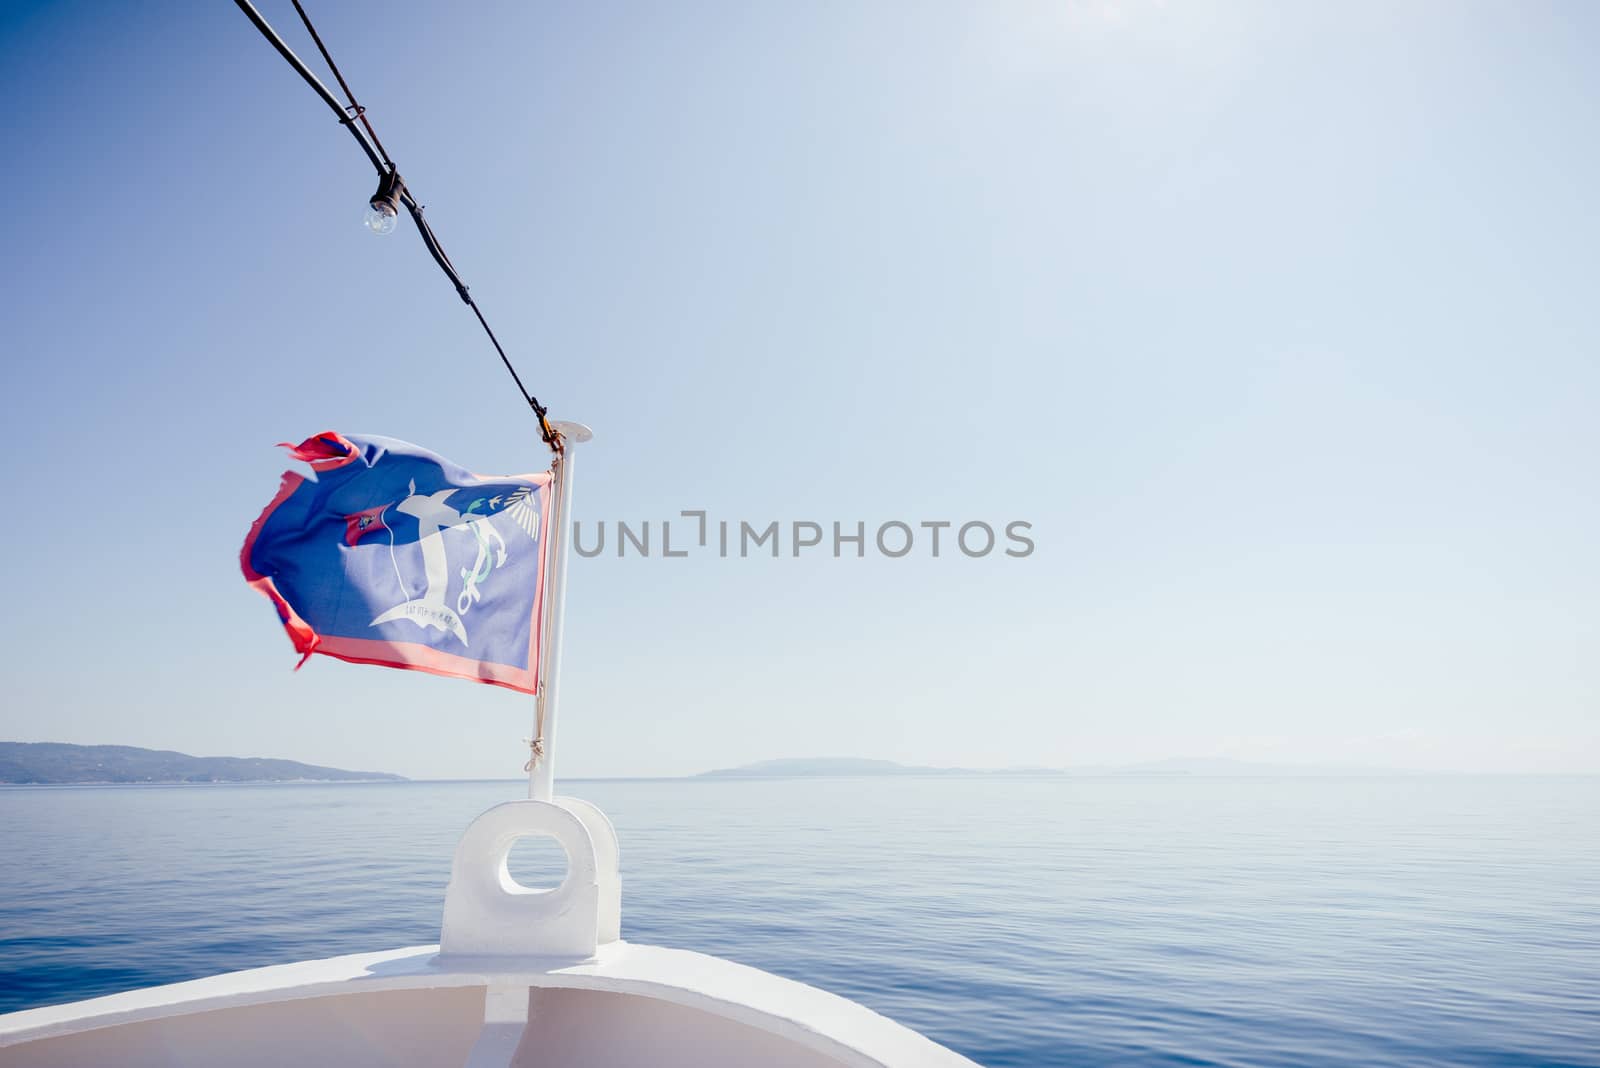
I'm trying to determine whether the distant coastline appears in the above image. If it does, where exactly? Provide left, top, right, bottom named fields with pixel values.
left=0, top=742, right=405, bottom=785
left=694, top=756, right=1421, bottom=779
left=0, top=746, right=1448, bottom=785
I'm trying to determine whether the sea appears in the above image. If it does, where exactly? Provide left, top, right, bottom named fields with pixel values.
left=1, top=775, right=1596, bottom=1067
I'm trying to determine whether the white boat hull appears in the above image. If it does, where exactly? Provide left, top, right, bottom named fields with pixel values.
left=0, top=798, right=979, bottom=1066
left=0, top=941, right=976, bottom=1067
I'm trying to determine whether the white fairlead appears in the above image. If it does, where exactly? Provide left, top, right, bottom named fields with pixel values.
left=530, top=420, right=592, bottom=801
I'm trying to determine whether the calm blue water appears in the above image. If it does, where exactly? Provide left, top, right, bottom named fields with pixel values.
left=1, top=776, right=1596, bottom=1066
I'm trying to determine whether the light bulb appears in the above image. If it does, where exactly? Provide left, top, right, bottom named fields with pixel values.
left=364, top=202, right=399, bottom=236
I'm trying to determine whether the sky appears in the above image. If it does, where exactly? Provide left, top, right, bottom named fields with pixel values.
left=1, top=0, right=1596, bottom=778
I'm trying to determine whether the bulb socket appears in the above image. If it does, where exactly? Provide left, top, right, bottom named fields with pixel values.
left=369, top=170, right=404, bottom=217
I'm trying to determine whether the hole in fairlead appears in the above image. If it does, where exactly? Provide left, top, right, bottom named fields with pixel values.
left=505, top=834, right=570, bottom=892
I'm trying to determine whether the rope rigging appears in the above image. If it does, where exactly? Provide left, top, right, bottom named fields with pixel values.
left=232, top=0, right=562, bottom=451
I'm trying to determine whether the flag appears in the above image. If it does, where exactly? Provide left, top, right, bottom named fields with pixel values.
left=241, top=431, right=554, bottom=694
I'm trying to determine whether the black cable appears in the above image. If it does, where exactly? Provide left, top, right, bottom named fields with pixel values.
left=232, top=0, right=559, bottom=448
left=402, top=191, right=547, bottom=425
left=232, top=0, right=385, bottom=175
left=288, top=0, right=395, bottom=171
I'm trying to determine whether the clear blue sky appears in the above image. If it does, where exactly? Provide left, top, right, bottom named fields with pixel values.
left=2, top=0, right=1595, bottom=777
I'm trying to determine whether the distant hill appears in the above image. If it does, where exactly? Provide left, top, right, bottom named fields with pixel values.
left=696, top=757, right=965, bottom=779
left=696, top=756, right=1412, bottom=779
left=0, top=742, right=405, bottom=785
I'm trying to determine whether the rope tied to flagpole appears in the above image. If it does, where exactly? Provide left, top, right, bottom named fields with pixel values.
left=523, top=685, right=548, bottom=772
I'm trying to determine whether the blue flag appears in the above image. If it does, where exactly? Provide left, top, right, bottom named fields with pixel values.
left=242, top=432, right=553, bottom=693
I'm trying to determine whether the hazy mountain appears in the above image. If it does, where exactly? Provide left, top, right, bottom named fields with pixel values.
left=0, top=742, right=405, bottom=784
left=696, top=756, right=1413, bottom=779
left=695, top=757, right=964, bottom=778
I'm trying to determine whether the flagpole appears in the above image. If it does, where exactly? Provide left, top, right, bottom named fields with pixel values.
left=530, top=420, right=591, bottom=801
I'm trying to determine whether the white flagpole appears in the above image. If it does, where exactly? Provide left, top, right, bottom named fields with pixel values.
left=529, top=420, right=591, bottom=802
